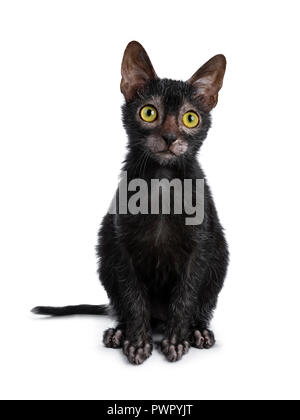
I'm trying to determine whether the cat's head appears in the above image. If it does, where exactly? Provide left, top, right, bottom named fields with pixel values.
left=121, top=41, right=226, bottom=166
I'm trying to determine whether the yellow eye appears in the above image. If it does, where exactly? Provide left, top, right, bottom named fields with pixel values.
left=140, top=105, right=158, bottom=123
left=182, top=111, right=199, bottom=128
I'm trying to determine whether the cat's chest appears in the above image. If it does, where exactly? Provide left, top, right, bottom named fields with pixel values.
left=141, top=214, right=177, bottom=247
left=122, top=213, right=196, bottom=271
left=121, top=168, right=199, bottom=265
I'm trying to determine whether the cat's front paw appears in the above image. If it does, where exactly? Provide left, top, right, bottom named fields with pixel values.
left=123, top=339, right=153, bottom=365
left=191, top=329, right=215, bottom=349
left=161, top=336, right=190, bottom=362
left=103, top=327, right=123, bottom=348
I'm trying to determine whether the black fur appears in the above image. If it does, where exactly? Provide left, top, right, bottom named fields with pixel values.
left=32, top=304, right=109, bottom=316
left=33, top=77, right=229, bottom=364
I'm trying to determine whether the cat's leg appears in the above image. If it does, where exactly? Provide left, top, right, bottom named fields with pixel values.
left=160, top=274, right=198, bottom=362
left=161, top=236, right=228, bottom=361
left=190, top=243, right=228, bottom=350
left=102, top=278, right=153, bottom=364
left=118, top=268, right=153, bottom=365
left=98, top=214, right=153, bottom=364
left=103, top=264, right=153, bottom=365
left=101, top=270, right=152, bottom=364
left=190, top=299, right=217, bottom=350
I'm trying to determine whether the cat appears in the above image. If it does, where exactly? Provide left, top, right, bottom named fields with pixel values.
left=33, top=41, right=229, bottom=364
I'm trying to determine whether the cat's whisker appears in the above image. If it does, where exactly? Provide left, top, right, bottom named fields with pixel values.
left=139, top=150, right=149, bottom=179
left=142, top=151, right=151, bottom=179
left=131, top=147, right=146, bottom=178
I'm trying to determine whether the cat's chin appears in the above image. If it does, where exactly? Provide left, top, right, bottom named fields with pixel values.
left=157, top=150, right=175, bottom=159
left=155, top=150, right=178, bottom=165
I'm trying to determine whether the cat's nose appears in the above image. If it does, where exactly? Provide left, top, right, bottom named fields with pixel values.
left=162, top=133, right=177, bottom=147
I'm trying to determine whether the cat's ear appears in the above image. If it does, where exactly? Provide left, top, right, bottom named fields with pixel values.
left=187, top=55, right=226, bottom=112
left=121, top=41, right=158, bottom=101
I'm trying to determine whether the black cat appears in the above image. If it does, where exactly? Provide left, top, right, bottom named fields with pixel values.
left=33, top=41, right=229, bottom=364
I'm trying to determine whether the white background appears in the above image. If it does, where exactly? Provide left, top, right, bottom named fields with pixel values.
left=1, top=0, right=300, bottom=400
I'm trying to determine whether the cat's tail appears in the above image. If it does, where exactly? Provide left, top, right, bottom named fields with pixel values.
left=31, top=304, right=109, bottom=317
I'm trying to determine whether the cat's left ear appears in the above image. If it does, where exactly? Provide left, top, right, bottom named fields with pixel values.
left=121, top=41, right=158, bottom=102
left=187, top=55, right=226, bottom=112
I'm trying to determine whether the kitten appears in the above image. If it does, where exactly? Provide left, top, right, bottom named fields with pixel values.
left=33, top=41, right=229, bottom=364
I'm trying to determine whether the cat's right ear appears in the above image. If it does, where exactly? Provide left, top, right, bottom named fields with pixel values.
left=121, top=41, right=157, bottom=102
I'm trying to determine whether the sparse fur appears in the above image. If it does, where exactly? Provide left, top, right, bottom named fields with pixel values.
left=33, top=42, right=229, bottom=364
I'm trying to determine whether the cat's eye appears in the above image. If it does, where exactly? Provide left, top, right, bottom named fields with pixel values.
left=140, top=105, right=158, bottom=123
left=182, top=111, right=199, bottom=128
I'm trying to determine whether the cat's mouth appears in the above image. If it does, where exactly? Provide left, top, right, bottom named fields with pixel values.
left=156, top=150, right=176, bottom=159
left=146, top=135, right=188, bottom=162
